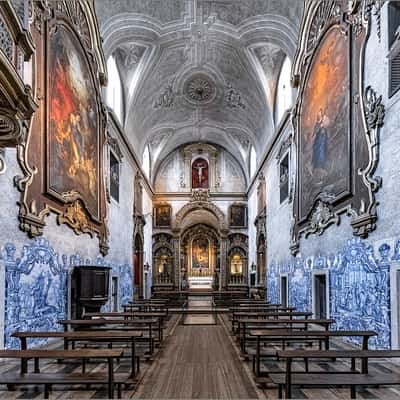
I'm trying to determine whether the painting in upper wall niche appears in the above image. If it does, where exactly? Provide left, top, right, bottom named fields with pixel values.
left=230, top=204, right=247, bottom=228
left=48, top=25, right=99, bottom=217
left=153, top=204, right=172, bottom=228
left=192, top=158, right=209, bottom=189
left=299, top=27, right=350, bottom=220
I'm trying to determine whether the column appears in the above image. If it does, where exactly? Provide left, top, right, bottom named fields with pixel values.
left=172, top=229, right=180, bottom=289
left=220, top=230, right=229, bottom=290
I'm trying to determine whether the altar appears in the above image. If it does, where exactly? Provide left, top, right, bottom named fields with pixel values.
left=188, top=277, right=213, bottom=290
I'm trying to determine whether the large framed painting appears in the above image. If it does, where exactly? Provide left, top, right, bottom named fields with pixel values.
left=299, top=26, right=350, bottom=220
left=16, top=2, right=109, bottom=254
left=290, top=1, right=385, bottom=254
left=47, top=25, right=99, bottom=218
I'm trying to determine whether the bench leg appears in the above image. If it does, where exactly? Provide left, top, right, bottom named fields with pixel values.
left=278, top=384, right=283, bottom=399
left=34, top=357, right=40, bottom=373
left=118, top=383, right=122, bottom=399
left=350, top=385, right=356, bottom=399
left=44, top=384, right=50, bottom=399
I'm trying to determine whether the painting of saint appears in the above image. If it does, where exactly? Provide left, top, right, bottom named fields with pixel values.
left=192, top=158, right=209, bottom=189
left=154, top=205, right=171, bottom=227
left=230, top=204, right=247, bottom=227
left=299, top=27, right=350, bottom=219
left=192, top=238, right=209, bottom=269
left=48, top=26, right=99, bottom=217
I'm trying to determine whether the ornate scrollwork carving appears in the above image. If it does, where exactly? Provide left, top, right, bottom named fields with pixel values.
left=57, top=200, right=93, bottom=236
left=224, top=83, right=245, bottom=110
left=0, top=148, right=6, bottom=174
left=305, top=200, right=340, bottom=237
left=191, top=188, right=209, bottom=202
left=154, top=84, right=175, bottom=109
left=106, top=131, right=123, bottom=160
left=349, top=85, right=385, bottom=237
left=0, top=17, right=13, bottom=62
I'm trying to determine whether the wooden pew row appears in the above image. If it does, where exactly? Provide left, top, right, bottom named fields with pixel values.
left=0, top=349, right=123, bottom=399
left=248, top=329, right=377, bottom=377
left=271, top=350, right=400, bottom=399
left=12, top=331, right=143, bottom=378
left=59, top=319, right=160, bottom=357
left=236, top=318, right=335, bottom=354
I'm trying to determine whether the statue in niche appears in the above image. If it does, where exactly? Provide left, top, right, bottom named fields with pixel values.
left=192, top=158, right=209, bottom=189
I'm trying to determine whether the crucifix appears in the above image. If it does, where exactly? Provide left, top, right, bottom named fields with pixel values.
left=194, top=164, right=205, bottom=185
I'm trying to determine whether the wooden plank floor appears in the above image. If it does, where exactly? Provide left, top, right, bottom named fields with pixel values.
left=133, top=322, right=260, bottom=399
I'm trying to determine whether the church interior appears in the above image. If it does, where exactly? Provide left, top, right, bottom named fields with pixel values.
left=1, top=0, right=400, bottom=398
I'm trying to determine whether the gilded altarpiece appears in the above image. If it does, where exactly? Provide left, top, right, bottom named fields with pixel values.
left=290, top=0, right=385, bottom=254
left=15, top=2, right=109, bottom=254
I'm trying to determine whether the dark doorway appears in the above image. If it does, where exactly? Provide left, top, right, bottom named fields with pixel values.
left=134, top=235, right=144, bottom=299
left=280, top=276, right=288, bottom=307
left=314, top=274, right=327, bottom=319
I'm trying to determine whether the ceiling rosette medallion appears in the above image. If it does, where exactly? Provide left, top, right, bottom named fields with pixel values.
left=183, top=73, right=217, bottom=106
left=290, top=0, right=385, bottom=255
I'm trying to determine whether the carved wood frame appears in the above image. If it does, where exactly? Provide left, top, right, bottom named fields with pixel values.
left=15, top=1, right=109, bottom=255
left=290, top=0, right=385, bottom=255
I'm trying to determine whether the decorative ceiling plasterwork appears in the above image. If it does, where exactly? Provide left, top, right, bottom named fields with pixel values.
left=97, top=0, right=302, bottom=173
left=183, top=73, right=216, bottom=105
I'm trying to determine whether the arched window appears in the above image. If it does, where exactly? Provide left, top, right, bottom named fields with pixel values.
left=250, top=146, right=257, bottom=178
left=106, top=56, right=123, bottom=123
left=142, top=145, right=150, bottom=179
left=276, top=57, right=292, bottom=123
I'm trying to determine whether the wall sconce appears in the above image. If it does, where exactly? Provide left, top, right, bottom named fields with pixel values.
left=144, top=262, right=150, bottom=272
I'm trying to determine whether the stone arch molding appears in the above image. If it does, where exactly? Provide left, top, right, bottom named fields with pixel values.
left=174, top=201, right=227, bottom=231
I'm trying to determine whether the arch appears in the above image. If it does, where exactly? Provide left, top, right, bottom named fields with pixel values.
left=174, top=201, right=227, bottom=231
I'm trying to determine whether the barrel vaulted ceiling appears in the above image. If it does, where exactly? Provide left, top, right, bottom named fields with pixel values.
left=95, top=0, right=303, bottom=181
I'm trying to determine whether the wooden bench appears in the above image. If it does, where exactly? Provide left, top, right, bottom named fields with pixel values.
left=59, top=318, right=159, bottom=355
left=237, top=318, right=335, bottom=353
left=83, top=312, right=168, bottom=341
left=0, top=349, right=123, bottom=398
left=12, top=330, right=143, bottom=377
left=271, top=350, right=400, bottom=398
left=249, top=329, right=377, bottom=377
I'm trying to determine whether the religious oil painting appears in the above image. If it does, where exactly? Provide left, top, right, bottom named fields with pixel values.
left=192, top=238, right=209, bottom=269
left=154, top=204, right=171, bottom=227
left=299, top=27, right=350, bottom=220
left=48, top=25, right=99, bottom=217
left=230, top=204, right=247, bottom=228
left=192, top=158, right=209, bottom=189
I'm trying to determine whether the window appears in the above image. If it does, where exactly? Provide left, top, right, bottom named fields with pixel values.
left=276, top=57, right=292, bottom=123
left=279, top=153, right=289, bottom=204
left=110, top=151, right=120, bottom=202
left=389, top=2, right=400, bottom=97
left=250, top=146, right=257, bottom=178
left=106, top=56, right=123, bottom=122
left=142, top=145, right=150, bottom=179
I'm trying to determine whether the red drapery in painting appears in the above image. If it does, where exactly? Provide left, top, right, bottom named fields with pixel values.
left=192, top=158, right=209, bottom=189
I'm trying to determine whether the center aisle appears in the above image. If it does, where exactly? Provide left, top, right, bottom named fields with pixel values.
left=133, top=301, right=260, bottom=399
